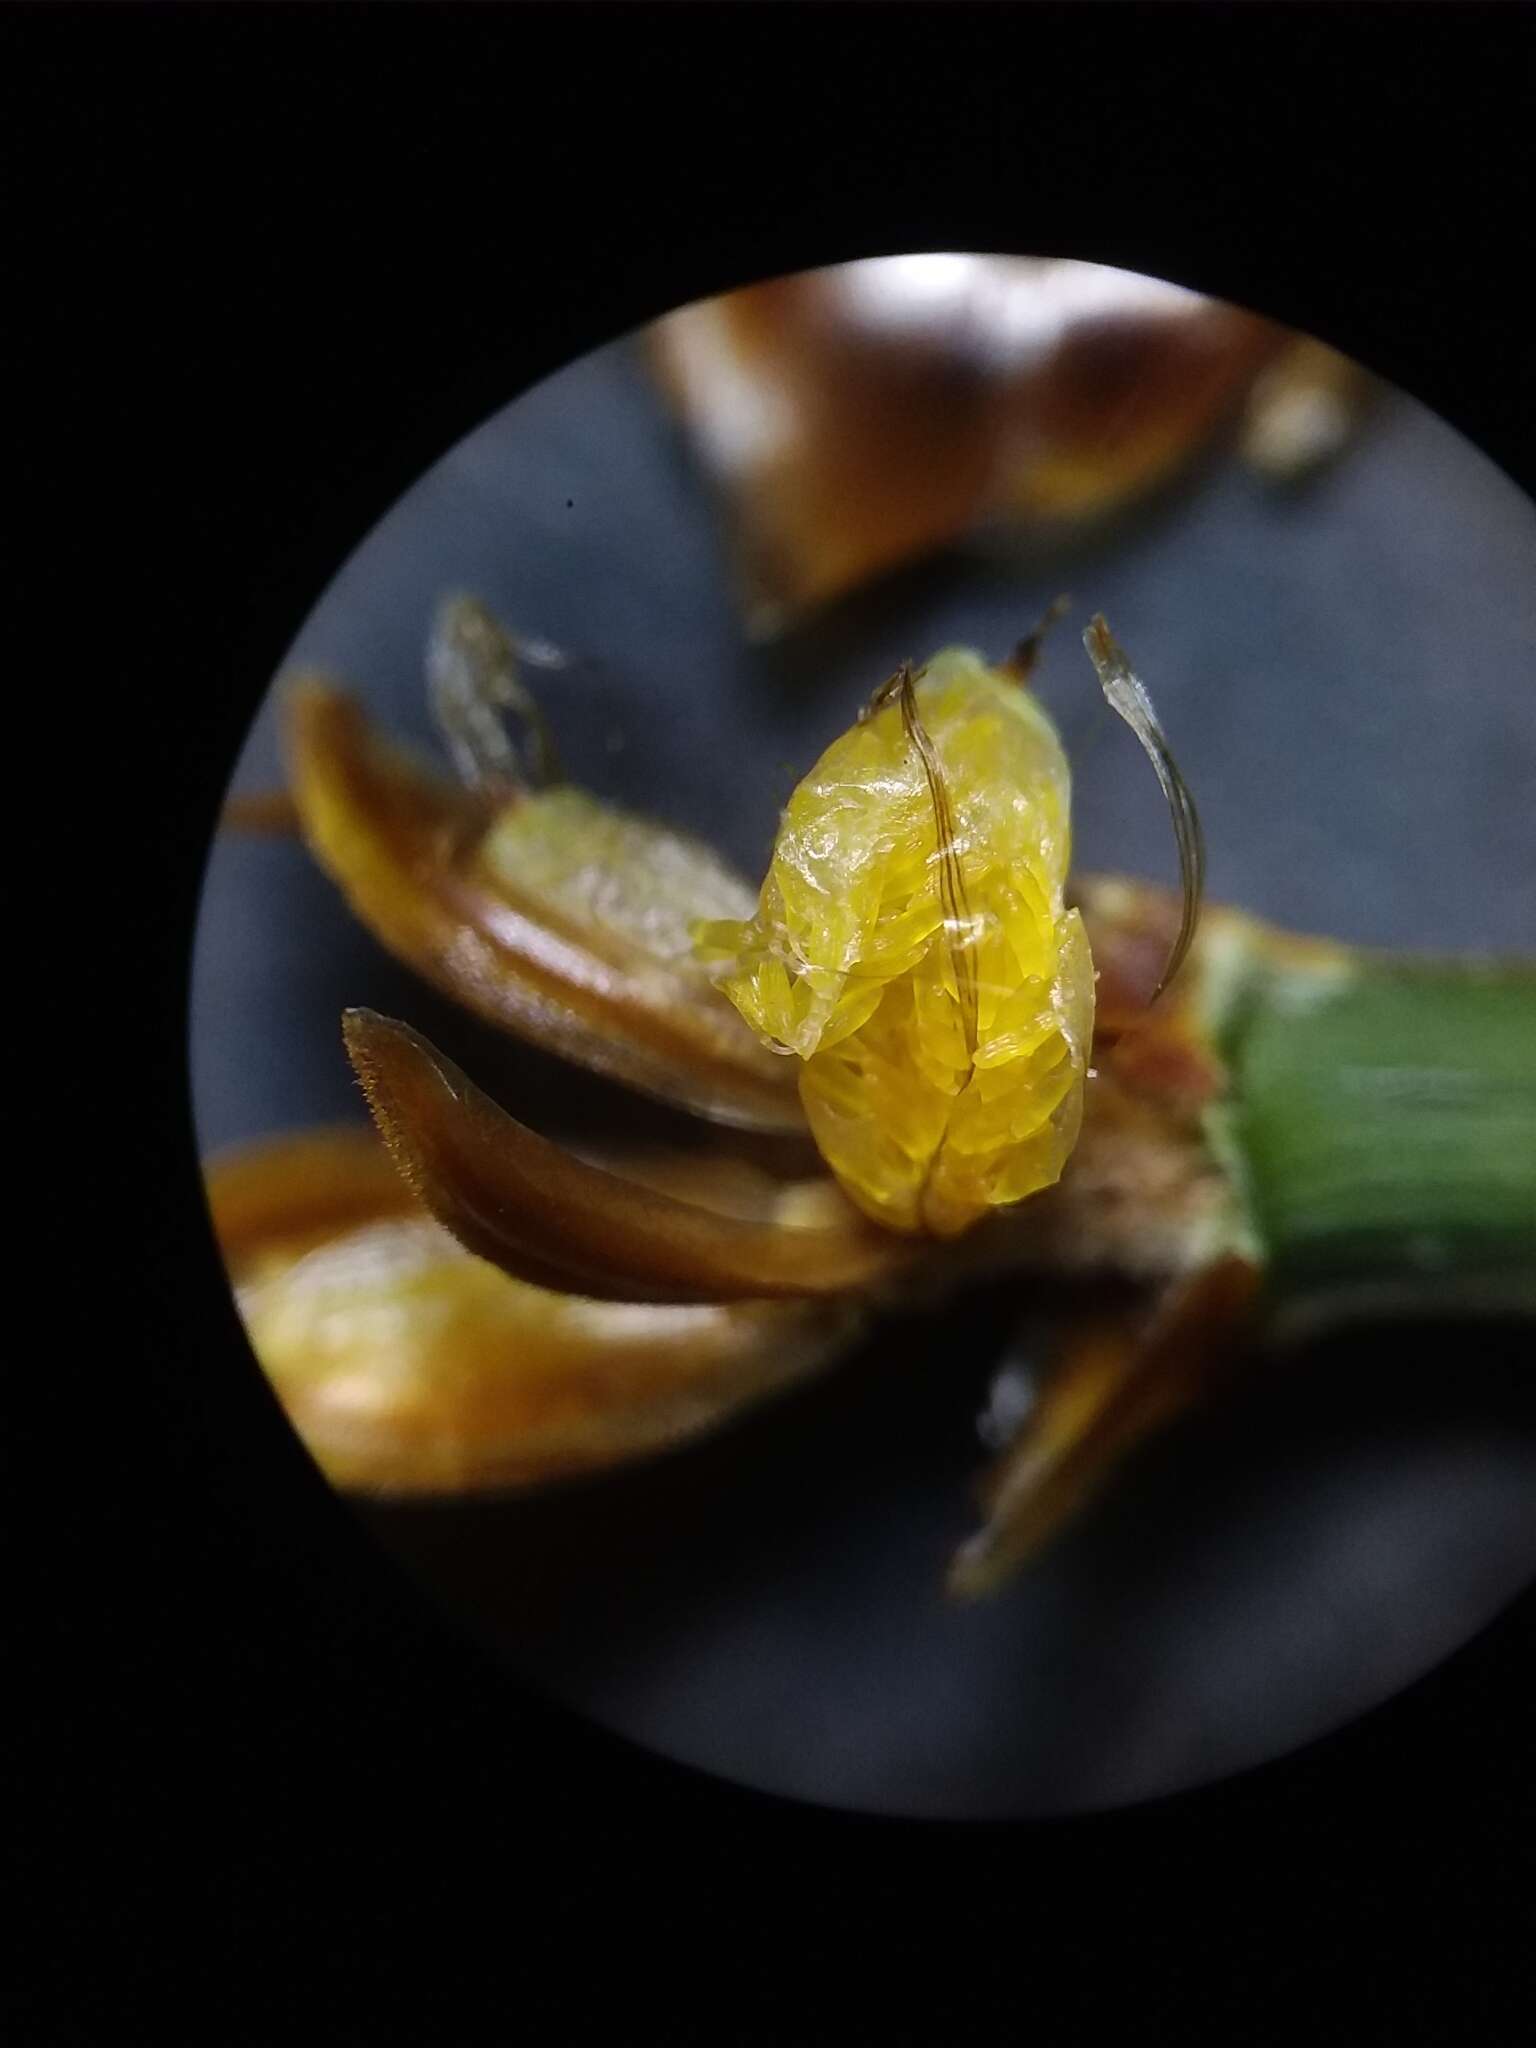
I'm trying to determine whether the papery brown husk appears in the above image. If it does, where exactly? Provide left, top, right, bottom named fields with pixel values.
left=342, top=1008, right=916, bottom=1305
left=284, top=678, right=806, bottom=1133
left=206, top=1128, right=867, bottom=1495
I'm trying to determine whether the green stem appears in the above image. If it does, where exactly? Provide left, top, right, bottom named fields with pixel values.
left=1205, top=946, right=1536, bottom=1332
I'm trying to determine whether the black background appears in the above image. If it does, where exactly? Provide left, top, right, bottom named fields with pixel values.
left=16, top=4, right=1535, bottom=2041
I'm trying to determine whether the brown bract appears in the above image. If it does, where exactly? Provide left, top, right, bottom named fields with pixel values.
left=284, top=679, right=805, bottom=1134
left=648, top=257, right=1284, bottom=635
left=949, top=1254, right=1263, bottom=1598
left=206, top=1128, right=864, bottom=1494
left=342, top=1008, right=912, bottom=1306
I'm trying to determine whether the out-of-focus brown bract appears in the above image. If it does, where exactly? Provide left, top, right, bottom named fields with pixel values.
left=1238, top=333, right=1378, bottom=481
left=648, top=256, right=1284, bottom=635
left=206, top=1127, right=865, bottom=1494
left=948, top=1254, right=1263, bottom=1597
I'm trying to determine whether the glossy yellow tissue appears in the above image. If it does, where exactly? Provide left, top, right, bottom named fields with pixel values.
left=695, top=650, right=1095, bottom=1236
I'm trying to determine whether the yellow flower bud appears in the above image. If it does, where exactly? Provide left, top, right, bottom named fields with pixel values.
left=695, top=650, right=1095, bottom=1236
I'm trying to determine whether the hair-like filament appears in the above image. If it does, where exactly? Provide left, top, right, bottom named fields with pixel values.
left=868, top=662, right=980, bottom=1055
left=1083, top=615, right=1205, bottom=1001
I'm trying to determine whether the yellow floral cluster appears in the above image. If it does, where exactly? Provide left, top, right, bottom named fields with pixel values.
left=696, top=650, right=1095, bottom=1236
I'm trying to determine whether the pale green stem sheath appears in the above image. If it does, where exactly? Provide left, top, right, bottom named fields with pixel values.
left=1205, top=946, right=1536, bottom=1337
